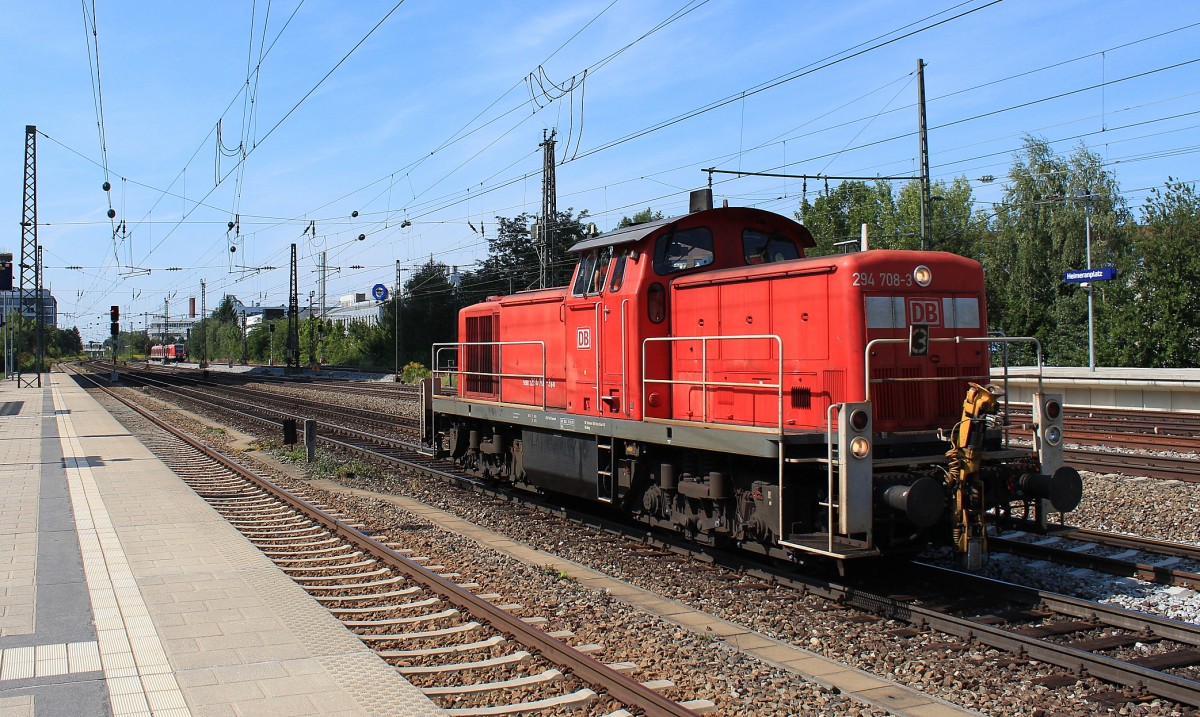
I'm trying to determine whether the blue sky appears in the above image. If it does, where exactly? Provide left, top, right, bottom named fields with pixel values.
left=2, top=1, right=1197, bottom=342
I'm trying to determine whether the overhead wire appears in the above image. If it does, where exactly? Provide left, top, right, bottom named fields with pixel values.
left=340, top=0, right=1002, bottom=227
left=565, top=0, right=1002, bottom=164
left=57, top=6, right=1200, bottom=335
left=140, top=0, right=409, bottom=277
left=313, top=0, right=710, bottom=222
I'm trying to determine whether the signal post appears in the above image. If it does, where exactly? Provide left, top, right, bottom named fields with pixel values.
left=110, top=305, right=120, bottom=382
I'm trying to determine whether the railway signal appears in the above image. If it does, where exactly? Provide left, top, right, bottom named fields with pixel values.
left=0, top=252, right=12, bottom=291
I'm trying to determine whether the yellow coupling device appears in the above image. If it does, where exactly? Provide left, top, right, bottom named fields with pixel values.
left=945, top=382, right=998, bottom=569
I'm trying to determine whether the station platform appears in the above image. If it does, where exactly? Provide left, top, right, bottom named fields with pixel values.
left=992, top=366, right=1200, bottom=413
left=0, top=372, right=443, bottom=716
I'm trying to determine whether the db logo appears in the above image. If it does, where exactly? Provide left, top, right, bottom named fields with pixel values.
left=907, top=298, right=941, bottom=327
left=576, top=327, right=592, bottom=349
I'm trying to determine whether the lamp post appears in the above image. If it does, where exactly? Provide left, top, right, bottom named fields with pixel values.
left=400, top=261, right=410, bottom=386
left=1082, top=192, right=1095, bottom=372
left=308, top=291, right=316, bottom=368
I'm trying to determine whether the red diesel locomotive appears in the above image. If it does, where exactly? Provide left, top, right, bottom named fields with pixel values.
left=431, top=191, right=1081, bottom=568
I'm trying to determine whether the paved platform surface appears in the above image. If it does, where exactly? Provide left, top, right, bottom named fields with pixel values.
left=0, top=373, right=443, bottom=717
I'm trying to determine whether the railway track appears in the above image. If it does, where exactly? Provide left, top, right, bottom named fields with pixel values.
left=1064, top=449, right=1200, bottom=482
left=1002, top=404, right=1200, bottom=481
left=73, top=362, right=1200, bottom=710
left=127, top=363, right=1200, bottom=483
left=108, top=363, right=421, bottom=434
left=895, top=562, right=1200, bottom=709
left=989, top=523, right=1200, bottom=589
left=140, top=360, right=428, bottom=398
left=67, top=364, right=711, bottom=716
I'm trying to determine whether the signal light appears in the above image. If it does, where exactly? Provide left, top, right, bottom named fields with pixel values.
left=1044, top=399, right=1061, bottom=420
left=110, top=305, right=120, bottom=322
left=0, top=255, right=12, bottom=291
left=850, top=409, right=870, bottom=431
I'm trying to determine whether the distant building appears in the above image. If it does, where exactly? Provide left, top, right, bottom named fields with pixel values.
left=215, top=294, right=381, bottom=331
left=326, top=293, right=383, bottom=328
left=0, top=289, right=58, bottom=328
left=241, top=305, right=290, bottom=328
left=147, top=315, right=196, bottom=343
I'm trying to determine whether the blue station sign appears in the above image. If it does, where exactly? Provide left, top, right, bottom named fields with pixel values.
left=372, top=283, right=389, bottom=301
left=1064, top=267, right=1116, bottom=283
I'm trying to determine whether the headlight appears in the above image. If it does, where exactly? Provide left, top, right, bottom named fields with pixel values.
left=850, top=436, right=871, bottom=458
left=1045, top=426, right=1062, bottom=446
left=913, top=265, right=932, bottom=287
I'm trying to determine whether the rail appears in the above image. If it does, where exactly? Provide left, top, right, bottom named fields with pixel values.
left=642, top=334, right=784, bottom=433
left=68, top=364, right=702, bottom=717
left=432, top=340, right=548, bottom=409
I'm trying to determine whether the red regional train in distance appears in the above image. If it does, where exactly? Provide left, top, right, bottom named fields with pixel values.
left=430, top=190, right=1082, bottom=569
left=149, top=343, right=187, bottom=363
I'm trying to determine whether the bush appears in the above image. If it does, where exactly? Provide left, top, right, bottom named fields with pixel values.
left=400, top=361, right=430, bottom=383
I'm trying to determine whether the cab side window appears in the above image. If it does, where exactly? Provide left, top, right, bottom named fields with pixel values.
left=571, top=247, right=613, bottom=297
left=608, top=251, right=628, bottom=292
left=743, top=229, right=799, bottom=265
left=571, top=252, right=597, bottom=297
left=654, top=227, right=714, bottom=275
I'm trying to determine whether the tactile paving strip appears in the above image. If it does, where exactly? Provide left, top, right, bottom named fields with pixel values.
left=53, top=385, right=193, bottom=717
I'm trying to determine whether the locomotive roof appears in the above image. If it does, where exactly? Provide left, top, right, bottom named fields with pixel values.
left=569, top=215, right=676, bottom=253
left=569, top=206, right=814, bottom=253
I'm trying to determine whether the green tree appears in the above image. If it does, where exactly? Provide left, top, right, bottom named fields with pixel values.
left=461, top=208, right=590, bottom=306
left=982, top=137, right=1128, bottom=365
left=188, top=294, right=243, bottom=364
left=617, top=208, right=664, bottom=228
left=1106, top=179, right=1200, bottom=367
left=893, top=177, right=986, bottom=256
left=797, top=180, right=897, bottom=254
left=246, top=324, right=272, bottom=363
left=795, top=177, right=981, bottom=256
left=212, top=295, right=239, bottom=324
left=388, top=259, right=460, bottom=369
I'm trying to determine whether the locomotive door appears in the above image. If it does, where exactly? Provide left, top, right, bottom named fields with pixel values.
left=565, top=302, right=601, bottom=415
left=599, top=298, right=628, bottom=416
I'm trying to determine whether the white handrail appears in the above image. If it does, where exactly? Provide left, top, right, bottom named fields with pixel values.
left=432, top=340, right=548, bottom=409
left=863, top=336, right=1044, bottom=401
left=642, top=334, right=784, bottom=433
